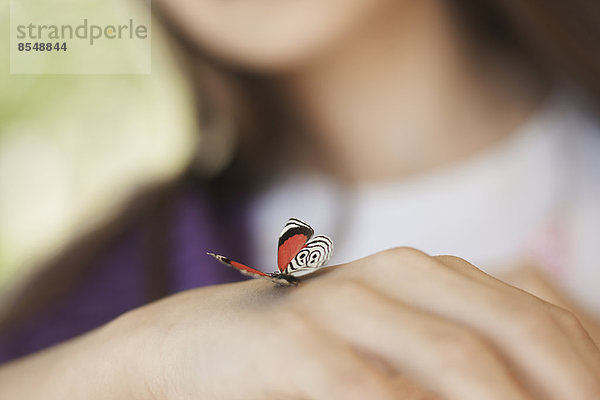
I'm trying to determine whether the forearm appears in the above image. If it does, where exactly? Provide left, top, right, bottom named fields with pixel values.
left=0, top=282, right=268, bottom=400
left=0, top=314, right=150, bottom=400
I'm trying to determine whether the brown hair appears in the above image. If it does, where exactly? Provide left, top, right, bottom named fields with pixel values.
left=450, top=0, right=600, bottom=99
left=2, top=0, right=600, bottom=330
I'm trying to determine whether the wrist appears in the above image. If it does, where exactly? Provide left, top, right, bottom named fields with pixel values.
left=0, top=310, right=158, bottom=400
left=102, top=306, right=169, bottom=400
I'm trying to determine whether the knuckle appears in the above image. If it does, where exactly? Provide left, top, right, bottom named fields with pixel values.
left=549, top=305, right=585, bottom=331
left=508, top=303, right=556, bottom=341
left=435, top=254, right=464, bottom=263
left=373, top=246, right=432, bottom=272
left=434, top=326, right=490, bottom=369
left=386, top=246, right=429, bottom=261
left=434, top=254, right=472, bottom=269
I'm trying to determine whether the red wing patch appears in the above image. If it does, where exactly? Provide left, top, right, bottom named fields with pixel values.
left=277, top=218, right=314, bottom=272
left=278, top=234, right=310, bottom=272
left=207, top=253, right=269, bottom=279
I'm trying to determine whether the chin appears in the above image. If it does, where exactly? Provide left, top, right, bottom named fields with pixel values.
left=156, top=0, right=396, bottom=72
left=192, top=28, right=340, bottom=72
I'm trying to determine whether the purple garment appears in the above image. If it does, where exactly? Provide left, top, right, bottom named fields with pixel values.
left=0, top=186, right=248, bottom=363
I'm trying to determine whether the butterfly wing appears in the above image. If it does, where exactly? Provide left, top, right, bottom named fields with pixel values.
left=286, top=235, right=333, bottom=277
left=207, top=252, right=269, bottom=278
left=207, top=253, right=297, bottom=286
left=277, top=218, right=314, bottom=272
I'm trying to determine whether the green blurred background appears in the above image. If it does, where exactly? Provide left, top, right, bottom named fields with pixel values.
left=0, top=0, right=196, bottom=294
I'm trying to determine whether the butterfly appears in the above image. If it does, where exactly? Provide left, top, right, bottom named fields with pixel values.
left=207, top=217, right=333, bottom=286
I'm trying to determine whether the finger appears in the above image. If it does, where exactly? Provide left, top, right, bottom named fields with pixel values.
left=391, top=375, right=441, bottom=400
left=271, top=311, right=398, bottom=400
left=358, top=351, right=440, bottom=399
left=295, top=280, right=532, bottom=400
left=336, top=248, right=600, bottom=399
left=437, top=255, right=600, bottom=381
left=546, top=304, right=600, bottom=377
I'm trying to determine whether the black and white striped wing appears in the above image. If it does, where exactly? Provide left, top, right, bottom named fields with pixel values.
left=286, top=235, right=333, bottom=277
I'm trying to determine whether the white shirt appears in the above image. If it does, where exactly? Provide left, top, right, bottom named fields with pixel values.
left=250, top=95, right=600, bottom=311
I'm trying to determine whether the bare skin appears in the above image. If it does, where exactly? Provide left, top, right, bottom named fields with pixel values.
left=1, top=0, right=598, bottom=398
left=279, top=0, right=545, bottom=182
left=1, top=249, right=599, bottom=399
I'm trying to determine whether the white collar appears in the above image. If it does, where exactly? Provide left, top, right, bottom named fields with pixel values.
left=249, top=94, right=587, bottom=275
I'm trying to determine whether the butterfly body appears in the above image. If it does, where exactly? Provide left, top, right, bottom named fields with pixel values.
left=208, top=218, right=333, bottom=286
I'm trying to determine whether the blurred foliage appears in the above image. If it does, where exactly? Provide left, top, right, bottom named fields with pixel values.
left=0, top=0, right=197, bottom=292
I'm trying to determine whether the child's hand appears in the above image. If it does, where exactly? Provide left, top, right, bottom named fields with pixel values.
left=124, top=247, right=599, bottom=399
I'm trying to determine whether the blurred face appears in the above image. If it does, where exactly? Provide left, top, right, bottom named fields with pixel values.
left=154, top=0, right=398, bottom=71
